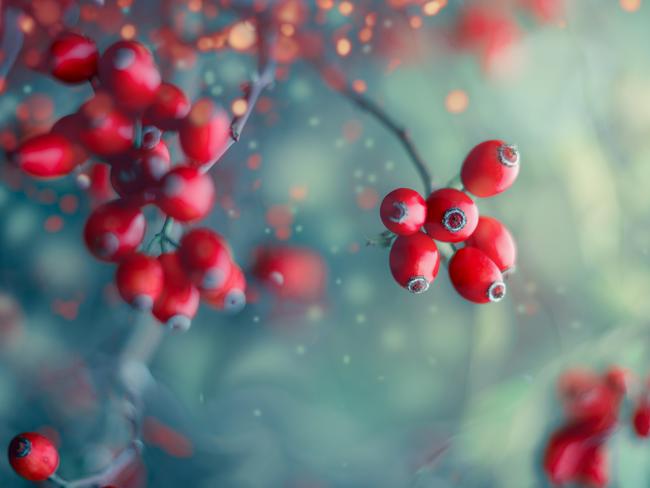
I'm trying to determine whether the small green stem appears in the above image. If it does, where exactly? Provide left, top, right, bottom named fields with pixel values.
left=133, top=119, right=143, bottom=149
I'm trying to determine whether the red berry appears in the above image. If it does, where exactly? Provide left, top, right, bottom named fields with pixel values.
left=252, top=246, right=327, bottom=303
left=460, top=140, right=520, bottom=198
left=143, top=82, right=191, bottom=131
left=49, top=32, right=98, bottom=84
left=8, top=432, right=59, bottom=482
left=77, top=93, right=134, bottom=156
left=178, top=228, right=233, bottom=292
left=464, top=216, right=516, bottom=272
left=51, top=113, right=88, bottom=166
left=448, top=247, right=505, bottom=303
left=179, top=98, right=230, bottom=164
left=633, top=400, right=650, bottom=438
left=153, top=253, right=200, bottom=331
left=115, top=253, right=164, bottom=310
left=389, top=233, right=440, bottom=294
left=379, top=188, right=427, bottom=236
left=14, top=133, right=77, bottom=178
left=202, top=265, right=246, bottom=312
left=156, top=166, right=215, bottom=222
left=423, top=188, right=479, bottom=243
left=83, top=200, right=146, bottom=261
left=98, top=40, right=161, bottom=113
left=110, top=140, right=171, bottom=203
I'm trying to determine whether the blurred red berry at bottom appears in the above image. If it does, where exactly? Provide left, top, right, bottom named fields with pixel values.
left=633, top=400, right=650, bottom=438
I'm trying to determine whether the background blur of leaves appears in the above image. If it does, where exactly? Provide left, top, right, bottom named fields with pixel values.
left=2, top=0, right=650, bottom=486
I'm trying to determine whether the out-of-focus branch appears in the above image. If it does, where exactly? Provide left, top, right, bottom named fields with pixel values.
left=200, top=23, right=276, bottom=173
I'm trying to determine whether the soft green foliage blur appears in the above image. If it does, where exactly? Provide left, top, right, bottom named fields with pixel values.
left=2, top=1, right=650, bottom=487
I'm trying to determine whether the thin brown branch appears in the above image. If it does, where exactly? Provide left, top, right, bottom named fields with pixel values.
left=336, top=85, right=434, bottom=195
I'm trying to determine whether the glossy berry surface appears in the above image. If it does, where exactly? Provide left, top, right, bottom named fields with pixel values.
left=448, top=247, right=505, bottom=303
left=143, top=82, right=191, bottom=131
left=202, top=265, right=246, bottom=312
left=178, top=228, right=233, bottom=292
left=14, top=133, right=77, bottom=179
left=389, top=233, right=440, bottom=294
left=8, top=432, right=59, bottom=482
left=179, top=98, right=230, bottom=164
left=461, top=139, right=520, bottom=198
left=98, top=40, right=161, bottom=113
left=379, top=188, right=427, bottom=236
left=116, top=253, right=164, bottom=310
left=153, top=253, right=200, bottom=331
left=84, top=200, right=146, bottom=262
left=423, top=188, right=479, bottom=243
left=49, top=32, right=98, bottom=84
left=156, top=166, right=215, bottom=222
left=464, top=215, right=516, bottom=272
left=50, top=113, right=88, bottom=166
left=77, top=93, right=134, bottom=156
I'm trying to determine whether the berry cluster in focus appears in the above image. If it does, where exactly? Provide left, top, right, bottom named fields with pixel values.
left=380, top=139, right=519, bottom=304
left=11, top=33, right=246, bottom=330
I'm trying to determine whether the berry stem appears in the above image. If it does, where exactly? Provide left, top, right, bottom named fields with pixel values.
left=200, top=24, right=276, bottom=173
left=145, top=215, right=176, bottom=254
left=132, top=118, right=143, bottom=149
left=332, top=82, right=433, bottom=195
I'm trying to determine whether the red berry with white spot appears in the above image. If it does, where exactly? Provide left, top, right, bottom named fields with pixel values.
left=153, top=253, right=200, bottom=331
left=379, top=188, right=427, bottom=236
left=110, top=140, right=171, bottom=203
left=77, top=93, right=134, bottom=157
left=156, top=166, right=215, bottom=222
left=49, top=32, right=98, bottom=84
left=389, top=233, right=440, bottom=294
left=8, top=432, right=59, bottom=482
left=423, top=188, right=479, bottom=243
left=143, top=82, right=191, bottom=131
left=461, top=139, right=520, bottom=198
left=633, top=400, right=650, bottom=438
left=448, top=247, right=505, bottom=303
left=464, top=216, right=516, bottom=273
left=98, top=40, right=161, bottom=113
left=178, top=228, right=233, bottom=292
left=83, top=200, right=146, bottom=262
left=115, top=253, right=164, bottom=310
left=14, top=133, right=77, bottom=178
left=179, top=98, right=230, bottom=164
left=202, top=265, right=246, bottom=312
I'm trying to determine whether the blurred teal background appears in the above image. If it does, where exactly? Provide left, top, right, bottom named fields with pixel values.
left=2, top=0, right=650, bottom=486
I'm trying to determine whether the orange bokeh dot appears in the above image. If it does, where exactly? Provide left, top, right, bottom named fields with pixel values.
left=228, top=21, right=257, bottom=51
left=44, top=215, right=63, bottom=233
left=275, top=226, right=292, bottom=240
left=121, top=24, right=136, bottom=40
left=59, top=195, right=79, bottom=214
left=290, top=185, right=308, bottom=201
left=352, top=79, right=367, bottom=93
left=232, top=98, right=248, bottom=117
left=620, top=0, right=641, bottom=11
left=336, top=38, right=351, bottom=57
left=410, top=16, right=423, bottom=29
left=339, top=1, right=354, bottom=15
left=357, top=187, right=379, bottom=210
left=266, top=205, right=293, bottom=228
left=445, top=89, right=469, bottom=114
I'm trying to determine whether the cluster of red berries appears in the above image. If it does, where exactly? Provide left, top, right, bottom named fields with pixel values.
left=380, top=140, right=519, bottom=304
left=543, top=367, right=650, bottom=487
left=7, top=432, right=116, bottom=486
left=11, top=33, right=245, bottom=329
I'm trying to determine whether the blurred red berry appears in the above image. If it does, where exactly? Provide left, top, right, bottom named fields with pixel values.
left=423, top=188, right=479, bottom=242
left=202, top=265, right=247, bottom=312
left=461, top=140, right=520, bottom=198
left=50, top=113, right=88, bottom=166
left=116, top=253, right=165, bottom=310
left=143, top=82, right=191, bottom=131
left=464, top=215, right=516, bottom=272
left=178, top=228, right=233, bottom=292
left=389, top=233, right=440, bottom=294
left=83, top=200, right=146, bottom=262
left=633, top=400, right=650, bottom=438
left=8, top=432, right=59, bottom=482
left=379, top=188, right=427, bottom=236
left=49, top=32, right=98, bottom=84
left=153, top=253, right=200, bottom=331
left=179, top=98, right=230, bottom=164
left=14, top=133, right=77, bottom=178
left=156, top=166, right=215, bottom=222
left=98, top=40, right=161, bottom=113
left=77, top=93, right=134, bottom=156
left=252, top=245, right=327, bottom=303
left=448, top=247, right=505, bottom=303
